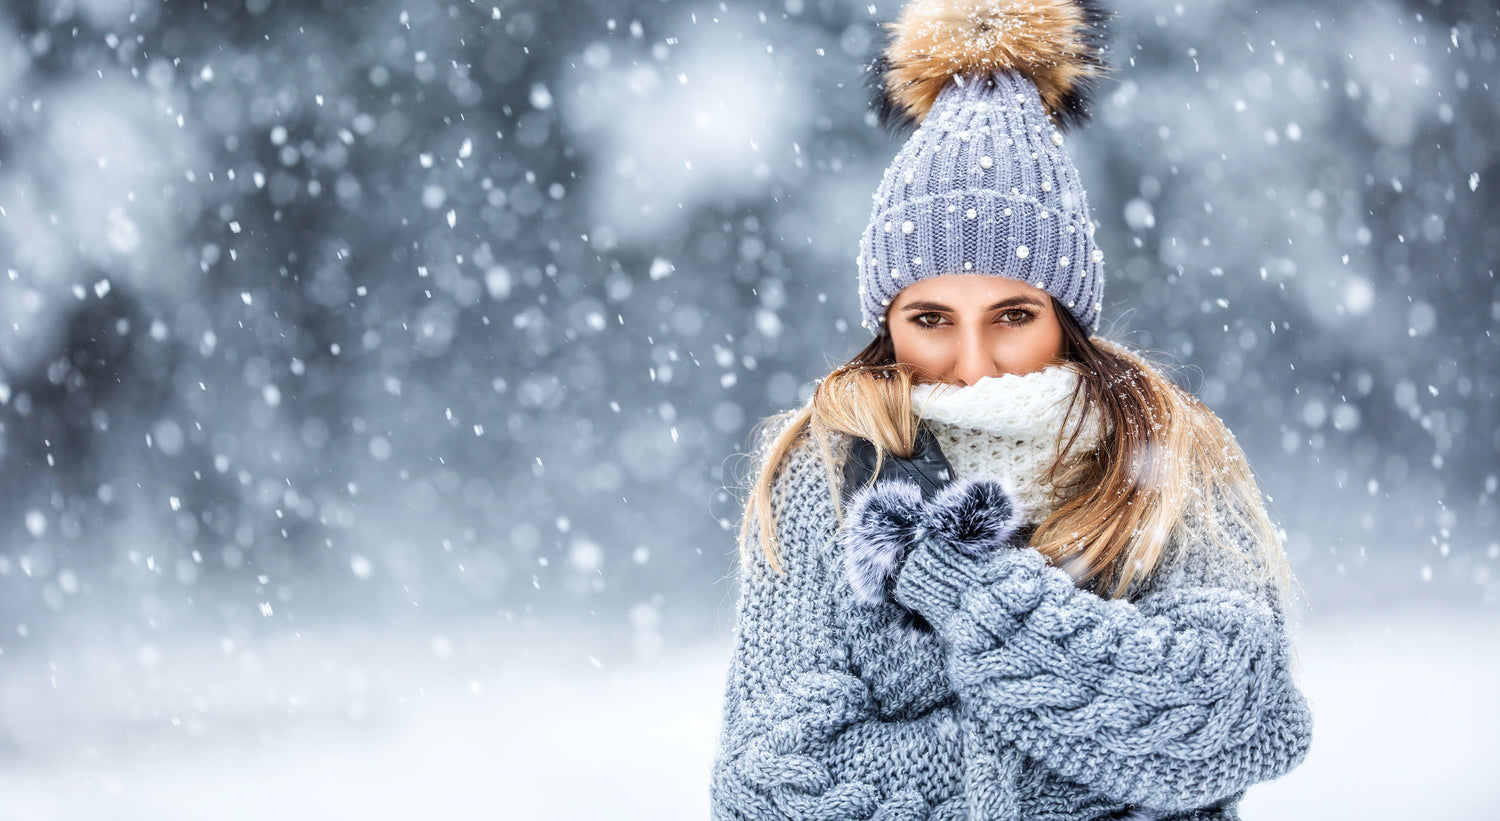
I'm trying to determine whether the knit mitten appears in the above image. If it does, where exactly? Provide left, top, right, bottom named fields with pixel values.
left=841, top=476, right=1025, bottom=605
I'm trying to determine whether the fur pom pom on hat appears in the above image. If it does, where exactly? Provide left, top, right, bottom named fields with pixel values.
left=856, top=0, right=1112, bottom=335
left=871, top=0, right=1110, bottom=132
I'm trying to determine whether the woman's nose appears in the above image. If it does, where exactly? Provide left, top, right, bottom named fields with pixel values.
left=951, top=339, right=997, bottom=386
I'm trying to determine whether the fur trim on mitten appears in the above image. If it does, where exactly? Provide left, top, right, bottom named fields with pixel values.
left=923, top=478, right=1025, bottom=557
left=840, top=479, right=927, bottom=604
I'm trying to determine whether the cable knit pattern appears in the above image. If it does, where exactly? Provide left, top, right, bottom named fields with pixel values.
left=712, top=415, right=1312, bottom=820
left=893, top=479, right=1311, bottom=811
left=913, top=366, right=1104, bottom=526
left=712, top=421, right=970, bottom=819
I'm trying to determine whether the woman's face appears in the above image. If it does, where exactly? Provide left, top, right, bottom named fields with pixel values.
left=886, top=274, right=1065, bottom=385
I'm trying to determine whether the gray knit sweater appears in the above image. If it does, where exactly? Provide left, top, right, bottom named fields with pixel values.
left=711, top=416, right=1313, bottom=820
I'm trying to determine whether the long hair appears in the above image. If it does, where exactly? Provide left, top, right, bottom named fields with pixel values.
left=738, top=301, right=1292, bottom=601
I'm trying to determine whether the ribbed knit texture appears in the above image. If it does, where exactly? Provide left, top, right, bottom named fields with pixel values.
left=712, top=414, right=1312, bottom=819
left=857, top=72, right=1105, bottom=334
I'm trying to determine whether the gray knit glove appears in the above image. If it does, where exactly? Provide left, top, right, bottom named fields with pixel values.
left=840, top=472, right=1023, bottom=606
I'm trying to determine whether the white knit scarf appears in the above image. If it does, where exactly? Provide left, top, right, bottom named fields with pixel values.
left=911, top=366, right=1105, bottom=526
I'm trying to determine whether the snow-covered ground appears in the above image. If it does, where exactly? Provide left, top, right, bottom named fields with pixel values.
left=3, top=604, right=1497, bottom=819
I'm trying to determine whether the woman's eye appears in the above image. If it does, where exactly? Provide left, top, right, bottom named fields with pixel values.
left=914, top=313, right=945, bottom=327
left=999, top=309, right=1032, bottom=324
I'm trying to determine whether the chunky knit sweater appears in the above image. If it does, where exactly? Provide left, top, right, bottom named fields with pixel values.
left=711, top=368, right=1313, bottom=820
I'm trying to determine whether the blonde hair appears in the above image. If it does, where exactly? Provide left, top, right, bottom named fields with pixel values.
left=738, top=314, right=1292, bottom=602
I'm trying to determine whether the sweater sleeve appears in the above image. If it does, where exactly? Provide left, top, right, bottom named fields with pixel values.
left=892, top=482, right=1313, bottom=812
left=711, top=436, right=975, bottom=820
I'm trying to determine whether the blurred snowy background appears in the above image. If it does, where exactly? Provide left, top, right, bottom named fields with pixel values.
left=0, top=0, right=1496, bottom=817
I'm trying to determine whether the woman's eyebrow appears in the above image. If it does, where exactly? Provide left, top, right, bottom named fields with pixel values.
left=899, top=296, right=1045, bottom=312
left=985, top=296, right=1046, bottom=311
left=899, top=300, right=953, bottom=312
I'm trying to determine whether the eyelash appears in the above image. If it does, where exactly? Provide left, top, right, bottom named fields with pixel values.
left=910, top=309, right=1034, bottom=329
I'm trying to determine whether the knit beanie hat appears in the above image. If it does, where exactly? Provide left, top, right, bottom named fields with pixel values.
left=857, top=0, right=1110, bottom=335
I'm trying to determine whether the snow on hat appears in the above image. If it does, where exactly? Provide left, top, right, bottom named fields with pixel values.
left=857, top=0, right=1111, bottom=334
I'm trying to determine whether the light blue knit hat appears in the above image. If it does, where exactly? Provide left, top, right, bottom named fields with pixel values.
left=858, top=0, right=1110, bottom=334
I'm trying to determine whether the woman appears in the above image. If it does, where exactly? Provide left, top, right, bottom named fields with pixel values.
left=710, top=1, right=1313, bottom=819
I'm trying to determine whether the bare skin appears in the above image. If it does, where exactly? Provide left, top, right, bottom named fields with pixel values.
left=887, top=274, right=1065, bottom=385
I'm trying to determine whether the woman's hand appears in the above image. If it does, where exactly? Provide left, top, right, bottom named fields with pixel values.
left=839, top=462, right=1025, bottom=605
left=839, top=424, right=955, bottom=507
